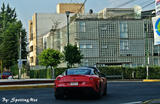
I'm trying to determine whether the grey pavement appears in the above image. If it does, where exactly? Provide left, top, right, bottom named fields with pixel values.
left=0, top=82, right=160, bottom=104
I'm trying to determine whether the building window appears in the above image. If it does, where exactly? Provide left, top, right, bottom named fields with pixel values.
left=80, top=44, right=92, bottom=49
left=30, top=46, right=33, bottom=52
left=84, top=59, right=88, bottom=66
left=120, top=40, right=129, bottom=50
left=153, top=46, right=160, bottom=56
left=79, top=22, right=86, bottom=32
left=30, top=57, right=33, bottom=63
left=120, top=22, right=128, bottom=38
left=86, top=44, right=92, bottom=48
left=80, top=44, right=86, bottom=49
left=102, top=45, right=108, bottom=48
left=154, top=58, right=158, bottom=65
left=30, top=33, right=33, bottom=41
left=43, top=37, right=47, bottom=49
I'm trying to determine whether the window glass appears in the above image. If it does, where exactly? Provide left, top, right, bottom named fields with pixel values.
left=120, top=22, right=128, bottom=38
left=86, top=44, right=92, bottom=48
left=66, top=69, right=91, bottom=75
left=79, top=22, right=86, bottom=32
left=3, top=72, right=11, bottom=75
left=80, top=44, right=86, bottom=49
left=120, top=40, right=129, bottom=50
left=154, top=58, right=158, bottom=65
left=43, top=37, right=47, bottom=49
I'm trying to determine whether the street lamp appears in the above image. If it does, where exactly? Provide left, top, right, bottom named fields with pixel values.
left=65, top=11, right=70, bottom=45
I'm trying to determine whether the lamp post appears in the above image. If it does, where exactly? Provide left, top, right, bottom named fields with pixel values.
left=18, top=32, right=22, bottom=79
left=66, top=11, right=70, bottom=45
left=1, top=60, right=2, bottom=79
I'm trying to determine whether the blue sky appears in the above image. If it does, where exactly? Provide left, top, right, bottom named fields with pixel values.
left=0, top=0, right=155, bottom=31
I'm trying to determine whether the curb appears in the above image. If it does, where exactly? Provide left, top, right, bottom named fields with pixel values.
left=0, top=84, right=54, bottom=90
left=143, top=79, right=160, bottom=82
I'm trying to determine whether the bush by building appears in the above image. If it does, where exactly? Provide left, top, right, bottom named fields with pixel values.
left=29, top=66, right=160, bottom=79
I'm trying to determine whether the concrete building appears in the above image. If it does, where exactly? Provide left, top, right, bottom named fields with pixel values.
left=56, top=3, right=84, bottom=14
left=28, top=13, right=68, bottom=66
left=29, top=3, right=84, bottom=66
left=28, top=3, right=80, bottom=66
left=29, top=4, right=159, bottom=67
left=43, top=8, right=159, bottom=67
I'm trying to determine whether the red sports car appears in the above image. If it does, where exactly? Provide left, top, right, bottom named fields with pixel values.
left=54, top=67, right=107, bottom=99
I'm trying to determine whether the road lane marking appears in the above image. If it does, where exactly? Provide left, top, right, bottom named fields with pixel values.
left=122, top=101, right=142, bottom=104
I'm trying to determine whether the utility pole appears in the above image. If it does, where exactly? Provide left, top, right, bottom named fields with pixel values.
left=18, top=32, right=22, bottom=79
left=146, top=51, right=149, bottom=79
left=66, top=11, right=70, bottom=45
left=146, top=36, right=149, bottom=79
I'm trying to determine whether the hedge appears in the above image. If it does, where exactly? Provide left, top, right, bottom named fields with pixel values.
left=30, top=66, right=160, bottom=79
left=30, top=68, right=67, bottom=79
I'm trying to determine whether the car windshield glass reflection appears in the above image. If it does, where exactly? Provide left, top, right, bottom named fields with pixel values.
left=3, top=73, right=11, bottom=75
left=67, top=69, right=91, bottom=75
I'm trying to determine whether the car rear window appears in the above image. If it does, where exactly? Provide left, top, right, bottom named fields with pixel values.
left=3, top=72, right=11, bottom=75
left=66, top=69, right=91, bottom=75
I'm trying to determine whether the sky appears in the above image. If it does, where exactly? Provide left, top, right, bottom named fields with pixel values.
left=0, top=0, right=155, bottom=32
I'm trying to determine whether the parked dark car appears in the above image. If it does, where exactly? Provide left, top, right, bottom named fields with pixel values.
left=0, top=71, right=13, bottom=79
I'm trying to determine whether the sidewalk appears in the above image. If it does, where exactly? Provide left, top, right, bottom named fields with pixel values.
left=0, top=79, right=54, bottom=90
left=0, top=83, right=54, bottom=90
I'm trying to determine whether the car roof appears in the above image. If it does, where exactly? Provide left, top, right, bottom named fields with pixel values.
left=85, top=66, right=100, bottom=72
left=67, top=67, right=94, bottom=71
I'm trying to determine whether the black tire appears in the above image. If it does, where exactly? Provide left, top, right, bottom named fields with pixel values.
left=55, top=90, right=64, bottom=99
left=95, top=84, right=103, bottom=99
left=103, top=84, right=107, bottom=96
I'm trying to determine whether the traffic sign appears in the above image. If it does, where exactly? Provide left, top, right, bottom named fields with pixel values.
left=18, top=60, right=22, bottom=69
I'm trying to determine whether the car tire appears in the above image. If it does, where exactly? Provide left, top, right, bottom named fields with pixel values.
left=95, top=84, right=103, bottom=99
left=103, top=84, right=107, bottom=96
left=55, top=90, right=64, bottom=99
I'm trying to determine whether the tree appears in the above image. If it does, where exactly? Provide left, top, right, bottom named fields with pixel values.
left=1, top=22, right=19, bottom=68
left=38, top=49, right=63, bottom=78
left=0, top=3, right=27, bottom=69
left=63, top=44, right=83, bottom=68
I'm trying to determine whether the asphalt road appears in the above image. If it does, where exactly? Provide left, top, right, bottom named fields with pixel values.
left=0, top=82, right=160, bottom=104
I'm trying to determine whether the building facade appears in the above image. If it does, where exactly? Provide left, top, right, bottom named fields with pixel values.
left=44, top=8, right=159, bottom=67
left=29, top=6, right=160, bottom=67
left=28, top=3, right=85, bottom=67
left=28, top=13, right=68, bottom=66
left=56, top=3, right=84, bottom=14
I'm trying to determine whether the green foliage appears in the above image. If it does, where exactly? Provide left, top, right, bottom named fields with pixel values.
left=30, top=66, right=160, bottom=79
left=99, top=66, right=160, bottom=79
left=1, top=22, right=19, bottom=68
left=63, top=44, right=83, bottom=67
left=31, top=69, right=52, bottom=79
left=30, top=68, right=67, bottom=78
left=0, top=3, right=27, bottom=70
left=10, top=64, right=18, bottom=76
left=55, top=68, right=66, bottom=77
left=38, top=49, right=63, bottom=68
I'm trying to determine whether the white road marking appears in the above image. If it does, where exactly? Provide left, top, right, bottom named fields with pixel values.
left=122, top=101, right=142, bottom=104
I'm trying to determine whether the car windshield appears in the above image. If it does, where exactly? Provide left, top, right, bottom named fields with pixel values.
left=66, top=69, right=91, bottom=75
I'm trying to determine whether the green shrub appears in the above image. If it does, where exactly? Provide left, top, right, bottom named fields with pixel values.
left=98, top=66, right=160, bottom=79
left=29, top=66, right=160, bottom=79
left=10, top=64, right=19, bottom=76
left=30, top=68, right=67, bottom=79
